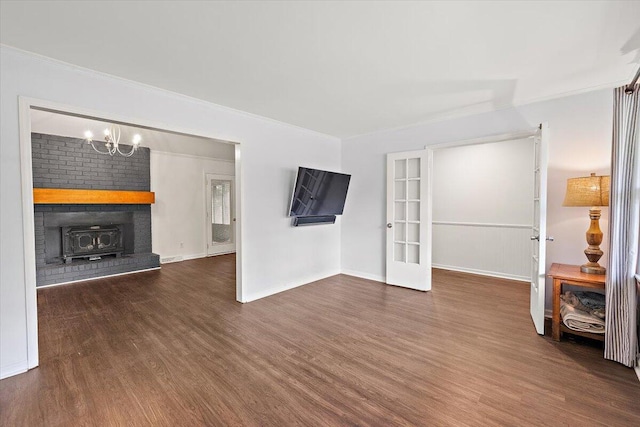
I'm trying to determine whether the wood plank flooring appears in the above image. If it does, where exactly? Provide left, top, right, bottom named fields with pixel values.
left=1, top=254, right=639, bottom=426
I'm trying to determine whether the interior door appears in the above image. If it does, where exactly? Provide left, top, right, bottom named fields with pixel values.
left=206, top=174, right=235, bottom=256
left=386, top=150, right=432, bottom=291
left=530, top=124, right=549, bottom=334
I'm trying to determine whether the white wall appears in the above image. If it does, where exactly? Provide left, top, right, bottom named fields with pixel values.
left=0, top=46, right=341, bottom=379
left=432, top=138, right=534, bottom=280
left=433, top=139, right=534, bottom=224
left=341, top=89, right=612, bottom=302
left=150, top=151, right=234, bottom=262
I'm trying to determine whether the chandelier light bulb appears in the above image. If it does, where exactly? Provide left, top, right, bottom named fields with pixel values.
left=84, top=130, right=93, bottom=140
left=104, top=128, right=110, bottom=136
left=132, top=134, right=142, bottom=145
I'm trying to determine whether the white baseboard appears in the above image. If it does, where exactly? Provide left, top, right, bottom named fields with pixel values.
left=340, top=269, right=385, bottom=283
left=36, top=267, right=161, bottom=289
left=205, top=250, right=236, bottom=257
left=432, top=264, right=529, bottom=282
left=242, top=269, right=341, bottom=303
left=339, top=267, right=528, bottom=285
left=161, top=252, right=236, bottom=264
left=160, top=253, right=207, bottom=264
left=635, top=360, right=640, bottom=383
left=160, top=253, right=206, bottom=264
left=0, top=360, right=29, bottom=380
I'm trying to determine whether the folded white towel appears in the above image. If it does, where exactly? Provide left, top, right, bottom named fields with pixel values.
left=560, top=301, right=605, bottom=334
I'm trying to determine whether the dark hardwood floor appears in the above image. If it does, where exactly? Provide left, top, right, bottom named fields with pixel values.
left=1, top=255, right=639, bottom=426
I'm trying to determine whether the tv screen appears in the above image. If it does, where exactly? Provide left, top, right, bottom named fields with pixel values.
left=289, top=167, right=351, bottom=217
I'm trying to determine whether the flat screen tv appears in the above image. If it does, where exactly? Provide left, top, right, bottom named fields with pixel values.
left=289, top=167, right=351, bottom=217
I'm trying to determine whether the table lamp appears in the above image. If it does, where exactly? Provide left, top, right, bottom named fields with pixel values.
left=562, top=173, right=610, bottom=275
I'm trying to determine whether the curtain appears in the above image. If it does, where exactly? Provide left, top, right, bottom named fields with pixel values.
left=605, top=85, right=640, bottom=367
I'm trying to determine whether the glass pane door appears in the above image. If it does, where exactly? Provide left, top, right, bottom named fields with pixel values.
left=393, top=157, right=421, bottom=264
left=386, top=149, right=432, bottom=291
left=530, top=125, right=548, bottom=335
left=211, top=180, right=232, bottom=244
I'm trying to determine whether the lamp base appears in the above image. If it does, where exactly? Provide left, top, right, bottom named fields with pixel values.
left=580, top=207, right=606, bottom=275
left=580, top=263, right=606, bottom=275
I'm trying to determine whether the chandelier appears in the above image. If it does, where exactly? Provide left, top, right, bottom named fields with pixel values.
left=83, top=124, right=141, bottom=157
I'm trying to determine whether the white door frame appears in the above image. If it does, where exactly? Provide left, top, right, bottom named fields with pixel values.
left=428, top=130, right=540, bottom=151
left=205, top=173, right=236, bottom=256
left=18, top=96, right=245, bottom=371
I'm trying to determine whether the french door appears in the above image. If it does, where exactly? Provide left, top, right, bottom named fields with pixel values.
left=206, top=174, right=235, bottom=256
left=385, top=150, right=432, bottom=291
left=530, top=124, right=549, bottom=335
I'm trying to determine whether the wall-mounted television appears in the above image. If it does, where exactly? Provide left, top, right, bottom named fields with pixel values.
left=289, top=167, right=351, bottom=218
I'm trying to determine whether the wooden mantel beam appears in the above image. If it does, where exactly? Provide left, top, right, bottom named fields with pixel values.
left=33, top=188, right=155, bottom=205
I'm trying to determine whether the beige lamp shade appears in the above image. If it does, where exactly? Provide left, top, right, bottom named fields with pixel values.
left=562, top=173, right=610, bottom=207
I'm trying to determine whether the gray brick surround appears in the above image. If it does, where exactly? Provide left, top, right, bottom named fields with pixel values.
left=31, top=133, right=150, bottom=191
left=32, top=133, right=159, bottom=287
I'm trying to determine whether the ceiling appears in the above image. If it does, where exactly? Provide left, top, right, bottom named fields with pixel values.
left=30, top=109, right=236, bottom=160
left=2, top=1, right=639, bottom=138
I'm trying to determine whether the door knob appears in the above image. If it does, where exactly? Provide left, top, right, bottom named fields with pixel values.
left=387, top=223, right=393, bottom=229
left=530, top=235, right=539, bottom=241
left=546, top=236, right=554, bottom=241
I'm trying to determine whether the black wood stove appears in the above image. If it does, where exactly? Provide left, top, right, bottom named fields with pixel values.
left=62, top=225, right=124, bottom=263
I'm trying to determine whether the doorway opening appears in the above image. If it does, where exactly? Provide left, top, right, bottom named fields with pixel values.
left=431, top=136, right=536, bottom=282
left=206, top=174, right=235, bottom=256
left=18, top=97, right=244, bottom=371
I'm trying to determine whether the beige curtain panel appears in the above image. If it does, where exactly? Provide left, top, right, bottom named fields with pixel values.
left=604, top=84, right=640, bottom=367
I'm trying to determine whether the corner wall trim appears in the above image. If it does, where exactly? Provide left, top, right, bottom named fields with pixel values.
left=242, top=269, right=341, bottom=303
left=0, top=360, right=29, bottom=380
left=340, top=269, right=385, bottom=283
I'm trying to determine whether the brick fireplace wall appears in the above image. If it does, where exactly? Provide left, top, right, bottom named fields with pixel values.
left=32, top=133, right=159, bottom=287
left=32, top=133, right=150, bottom=190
